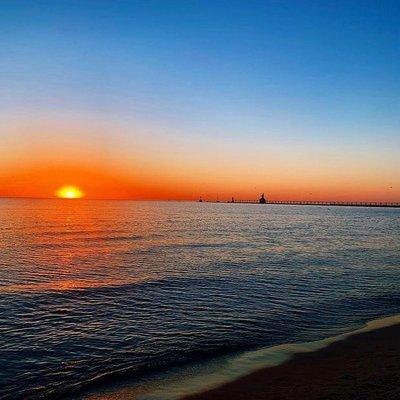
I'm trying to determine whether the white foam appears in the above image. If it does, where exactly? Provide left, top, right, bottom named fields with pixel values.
left=138, top=314, right=400, bottom=400
left=81, top=314, right=400, bottom=400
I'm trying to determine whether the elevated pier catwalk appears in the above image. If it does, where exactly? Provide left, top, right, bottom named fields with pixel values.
left=211, top=200, right=400, bottom=208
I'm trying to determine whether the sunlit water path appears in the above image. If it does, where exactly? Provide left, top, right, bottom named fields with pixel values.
left=0, top=200, right=399, bottom=399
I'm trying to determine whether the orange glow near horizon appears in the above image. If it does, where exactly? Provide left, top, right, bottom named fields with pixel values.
left=56, top=186, right=85, bottom=199
left=0, top=159, right=399, bottom=202
left=0, top=118, right=399, bottom=203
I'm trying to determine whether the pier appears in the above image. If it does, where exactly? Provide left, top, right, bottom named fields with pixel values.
left=203, top=199, right=400, bottom=208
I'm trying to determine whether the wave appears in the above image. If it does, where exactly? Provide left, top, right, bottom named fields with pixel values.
left=78, top=314, right=400, bottom=400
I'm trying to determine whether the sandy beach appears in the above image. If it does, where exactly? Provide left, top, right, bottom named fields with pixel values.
left=184, top=323, right=400, bottom=400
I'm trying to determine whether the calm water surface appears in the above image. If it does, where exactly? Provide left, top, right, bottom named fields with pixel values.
left=0, top=199, right=399, bottom=399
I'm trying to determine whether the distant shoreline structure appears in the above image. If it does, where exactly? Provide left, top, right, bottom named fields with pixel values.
left=0, top=196, right=398, bottom=207
left=199, top=195, right=400, bottom=208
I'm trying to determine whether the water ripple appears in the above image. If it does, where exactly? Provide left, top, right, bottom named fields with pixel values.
left=0, top=200, right=399, bottom=399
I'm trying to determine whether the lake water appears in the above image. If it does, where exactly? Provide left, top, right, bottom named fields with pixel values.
left=1, top=199, right=399, bottom=399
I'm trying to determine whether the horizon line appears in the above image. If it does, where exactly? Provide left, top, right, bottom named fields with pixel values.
left=1, top=196, right=399, bottom=204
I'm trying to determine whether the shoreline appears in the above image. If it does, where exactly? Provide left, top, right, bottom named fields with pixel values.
left=79, top=315, right=400, bottom=400
left=184, top=317, right=400, bottom=400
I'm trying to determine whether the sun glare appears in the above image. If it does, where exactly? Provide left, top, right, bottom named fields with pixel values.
left=56, top=185, right=85, bottom=199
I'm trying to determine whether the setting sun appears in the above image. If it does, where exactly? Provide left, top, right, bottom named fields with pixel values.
left=56, top=185, right=85, bottom=199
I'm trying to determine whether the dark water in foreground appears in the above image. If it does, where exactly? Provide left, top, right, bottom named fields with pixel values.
left=0, top=199, right=399, bottom=400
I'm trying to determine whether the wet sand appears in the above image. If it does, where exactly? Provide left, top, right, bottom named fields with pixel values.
left=184, top=323, right=400, bottom=400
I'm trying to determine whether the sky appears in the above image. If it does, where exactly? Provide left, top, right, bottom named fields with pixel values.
left=1, top=0, right=399, bottom=201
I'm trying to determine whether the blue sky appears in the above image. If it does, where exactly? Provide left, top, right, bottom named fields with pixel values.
left=1, top=0, right=399, bottom=200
